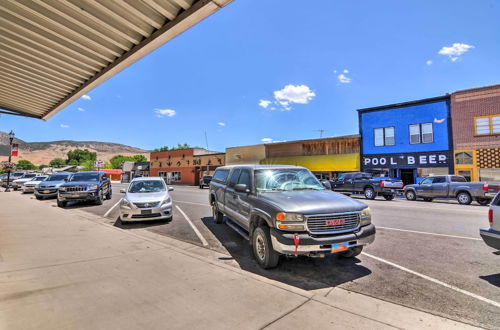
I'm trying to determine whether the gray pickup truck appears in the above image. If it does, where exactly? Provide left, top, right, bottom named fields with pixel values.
left=404, top=175, right=500, bottom=205
left=209, top=165, right=375, bottom=268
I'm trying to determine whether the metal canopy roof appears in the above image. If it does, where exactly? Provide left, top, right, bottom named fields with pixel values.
left=0, top=0, right=232, bottom=120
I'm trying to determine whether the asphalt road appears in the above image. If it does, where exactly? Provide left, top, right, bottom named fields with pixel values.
left=27, top=184, right=500, bottom=329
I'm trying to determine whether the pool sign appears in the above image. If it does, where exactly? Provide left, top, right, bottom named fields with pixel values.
left=94, top=160, right=104, bottom=168
left=362, top=151, right=452, bottom=168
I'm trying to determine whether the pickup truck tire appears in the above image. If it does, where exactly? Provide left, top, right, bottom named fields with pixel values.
left=457, top=192, right=472, bottom=205
left=477, top=198, right=490, bottom=206
left=252, top=226, right=280, bottom=269
left=106, top=188, right=112, bottom=200
left=383, top=195, right=394, bottom=201
left=340, top=246, right=363, bottom=258
left=212, top=203, right=224, bottom=224
left=405, top=190, right=417, bottom=201
left=57, top=199, right=67, bottom=208
left=364, top=187, right=376, bottom=200
left=95, top=190, right=104, bottom=205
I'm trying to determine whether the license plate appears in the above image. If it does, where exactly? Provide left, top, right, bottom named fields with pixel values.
left=331, top=242, right=349, bottom=253
left=391, top=189, right=395, bottom=192
left=141, top=209, right=152, bottom=215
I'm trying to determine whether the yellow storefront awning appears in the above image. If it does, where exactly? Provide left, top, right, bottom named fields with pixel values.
left=260, top=153, right=360, bottom=172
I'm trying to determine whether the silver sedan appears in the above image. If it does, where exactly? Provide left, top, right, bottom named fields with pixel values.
left=119, top=177, right=173, bottom=222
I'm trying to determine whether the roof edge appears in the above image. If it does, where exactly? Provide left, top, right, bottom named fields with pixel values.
left=357, top=95, right=450, bottom=113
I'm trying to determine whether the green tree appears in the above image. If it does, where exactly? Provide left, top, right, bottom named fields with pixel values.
left=152, top=144, right=200, bottom=152
left=39, top=164, right=48, bottom=170
left=49, top=158, right=66, bottom=168
left=131, top=155, right=147, bottom=162
left=80, top=159, right=95, bottom=171
left=108, top=154, right=148, bottom=169
left=67, top=149, right=97, bottom=165
left=16, top=160, right=36, bottom=170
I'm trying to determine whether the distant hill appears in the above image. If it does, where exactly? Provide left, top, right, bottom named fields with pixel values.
left=0, top=131, right=150, bottom=165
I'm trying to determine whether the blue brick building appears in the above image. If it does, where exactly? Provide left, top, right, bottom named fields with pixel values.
left=358, top=96, right=453, bottom=185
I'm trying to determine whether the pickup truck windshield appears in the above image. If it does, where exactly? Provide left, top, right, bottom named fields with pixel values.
left=255, top=169, right=325, bottom=192
left=70, top=173, right=99, bottom=182
left=129, top=180, right=165, bottom=193
left=46, top=175, right=69, bottom=181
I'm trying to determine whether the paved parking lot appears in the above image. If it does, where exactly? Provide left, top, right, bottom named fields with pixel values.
left=27, top=184, right=500, bottom=328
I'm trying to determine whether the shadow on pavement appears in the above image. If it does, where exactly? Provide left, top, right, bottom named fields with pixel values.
left=479, top=274, right=500, bottom=287
left=113, top=217, right=172, bottom=229
left=200, top=216, right=372, bottom=291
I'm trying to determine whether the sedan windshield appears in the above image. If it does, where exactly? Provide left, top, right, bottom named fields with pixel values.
left=46, top=175, right=69, bottom=182
left=128, top=180, right=166, bottom=193
left=255, top=169, right=325, bottom=192
left=31, top=176, right=47, bottom=181
left=70, top=173, right=99, bottom=182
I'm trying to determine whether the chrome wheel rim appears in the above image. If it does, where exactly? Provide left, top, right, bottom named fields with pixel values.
left=366, top=189, right=373, bottom=198
left=407, top=192, right=414, bottom=199
left=459, top=194, right=468, bottom=203
left=256, top=233, right=266, bottom=261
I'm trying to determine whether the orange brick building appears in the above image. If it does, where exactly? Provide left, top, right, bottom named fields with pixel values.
left=149, top=148, right=225, bottom=185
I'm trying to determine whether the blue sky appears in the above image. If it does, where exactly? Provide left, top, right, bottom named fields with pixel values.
left=1, top=0, right=499, bottom=152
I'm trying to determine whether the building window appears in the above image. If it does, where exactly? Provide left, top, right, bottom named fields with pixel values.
left=374, top=127, right=395, bottom=146
left=455, top=152, right=473, bottom=165
left=474, top=115, right=500, bottom=136
left=409, top=123, right=433, bottom=144
left=171, top=171, right=181, bottom=182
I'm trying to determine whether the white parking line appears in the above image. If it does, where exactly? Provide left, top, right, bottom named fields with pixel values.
left=362, top=252, right=500, bottom=309
left=377, top=226, right=482, bottom=241
left=175, top=205, right=209, bottom=247
left=174, top=200, right=210, bottom=207
left=103, top=198, right=122, bottom=218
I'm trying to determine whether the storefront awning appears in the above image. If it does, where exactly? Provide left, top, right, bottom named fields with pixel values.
left=260, top=154, right=360, bottom=172
left=0, top=0, right=232, bottom=120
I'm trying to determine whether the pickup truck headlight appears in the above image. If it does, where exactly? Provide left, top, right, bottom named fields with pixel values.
left=360, top=207, right=371, bottom=226
left=87, top=184, right=98, bottom=190
left=59, top=186, right=66, bottom=192
left=276, top=212, right=305, bottom=231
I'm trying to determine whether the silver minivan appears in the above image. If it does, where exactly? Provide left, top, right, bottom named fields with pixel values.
left=119, top=177, right=174, bottom=222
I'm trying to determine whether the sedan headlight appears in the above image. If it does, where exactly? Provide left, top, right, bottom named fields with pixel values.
left=276, top=212, right=305, bottom=231
left=360, top=207, right=371, bottom=226
left=121, top=198, right=133, bottom=208
left=161, top=197, right=172, bottom=206
left=87, top=184, right=98, bottom=190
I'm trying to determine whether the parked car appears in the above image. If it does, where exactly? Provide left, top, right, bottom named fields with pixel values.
left=330, top=172, right=403, bottom=200
left=209, top=165, right=375, bottom=269
left=35, top=172, right=72, bottom=200
left=57, top=171, right=112, bottom=207
left=10, top=173, right=38, bottom=190
left=0, top=172, right=26, bottom=187
left=403, top=175, right=500, bottom=205
left=21, top=175, right=48, bottom=193
left=119, top=177, right=174, bottom=222
left=480, top=192, right=500, bottom=252
left=199, top=175, right=212, bottom=189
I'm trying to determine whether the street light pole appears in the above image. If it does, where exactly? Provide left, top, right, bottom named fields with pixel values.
left=5, top=130, right=15, bottom=192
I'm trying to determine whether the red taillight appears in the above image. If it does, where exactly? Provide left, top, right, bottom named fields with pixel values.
left=488, top=209, right=493, bottom=224
left=379, top=181, right=385, bottom=188
left=483, top=183, right=489, bottom=191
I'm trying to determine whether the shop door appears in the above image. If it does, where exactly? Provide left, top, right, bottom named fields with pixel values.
left=457, top=169, right=473, bottom=182
left=400, top=169, right=415, bottom=186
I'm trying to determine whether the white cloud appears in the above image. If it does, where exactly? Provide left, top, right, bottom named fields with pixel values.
left=337, top=73, right=352, bottom=83
left=217, top=122, right=226, bottom=126
left=259, top=99, right=272, bottom=108
left=426, top=60, right=433, bottom=66
left=333, top=70, right=337, bottom=74
left=438, top=43, right=474, bottom=61
left=60, top=124, right=70, bottom=128
left=77, top=107, right=85, bottom=112
left=274, top=84, right=315, bottom=105
left=343, top=69, right=349, bottom=73
left=81, top=94, right=91, bottom=100
left=154, top=108, right=176, bottom=118
left=261, top=138, right=273, bottom=143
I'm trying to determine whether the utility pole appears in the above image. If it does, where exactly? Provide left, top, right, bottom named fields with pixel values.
left=315, top=129, right=326, bottom=138
left=5, top=130, right=15, bottom=192
left=204, top=131, right=209, bottom=150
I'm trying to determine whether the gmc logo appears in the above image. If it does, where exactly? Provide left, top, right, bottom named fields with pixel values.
left=325, top=219, right=345, bottom=226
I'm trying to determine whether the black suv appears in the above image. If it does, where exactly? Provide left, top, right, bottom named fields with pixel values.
left=57, top=171, right=112, bottom=207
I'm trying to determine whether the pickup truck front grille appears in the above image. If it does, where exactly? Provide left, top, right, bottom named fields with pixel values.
left=306, top=212, right=360, bottom=234
left=65, top=186, right=87, bottom=192
left=133, top=201, right=160, bottom=208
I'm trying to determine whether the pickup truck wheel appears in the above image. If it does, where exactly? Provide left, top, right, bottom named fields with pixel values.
left=383, top=195, right=394, bottom=201
left=477, top=198, right=490, bottom=206
left=364, top=187, right=376, bottom=200
left=457, top=192, right=472, bottom=205
left=105, top=188, right=112, bottom=200
left=405, top=190, right=416, bottom=201
left=212, top=203, right=224, bottom=224
left=252, top=226, right=280, bottom=269
left=340, top=246, right=363, bottom=258
left=95, top=190, right=104, bottom=205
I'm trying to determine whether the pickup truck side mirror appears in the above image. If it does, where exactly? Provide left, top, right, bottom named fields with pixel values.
left=168, top=187, right=174, bottom=191
left=234, top=183, right=249, bottom=193
left=120, top=189, right=126, bottom=193
left=64, top=178, right=68, bottom=182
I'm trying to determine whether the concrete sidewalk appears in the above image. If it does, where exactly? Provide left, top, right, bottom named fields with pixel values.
left=0, top=192, right=477, bottom=329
